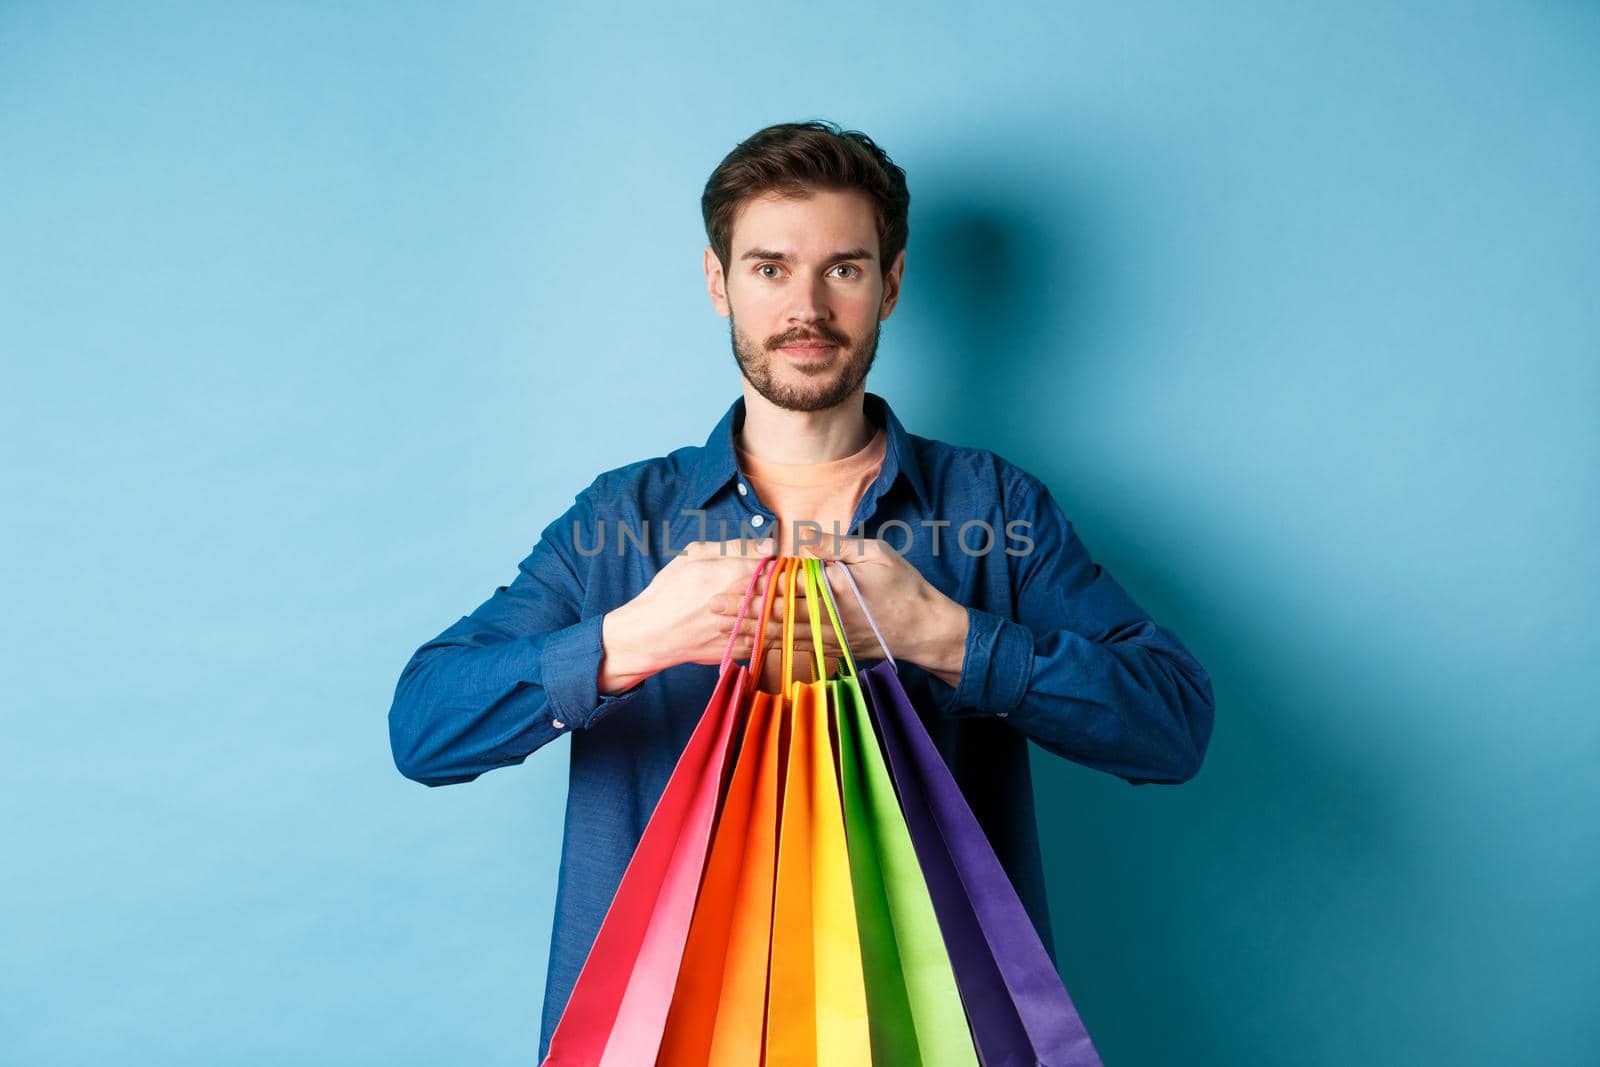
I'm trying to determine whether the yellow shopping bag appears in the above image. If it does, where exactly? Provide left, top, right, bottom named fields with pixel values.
left=765, top=557, right=871, bottom=1066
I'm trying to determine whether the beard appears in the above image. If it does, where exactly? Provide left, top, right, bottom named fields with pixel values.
left=729, top=309, right=879, bottom=413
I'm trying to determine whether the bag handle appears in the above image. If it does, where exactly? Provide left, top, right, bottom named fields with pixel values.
left=805, top=556, right=857, bottom=680
left=744, top=555, right=784, bottom=683
left=801, top=556, right=829, bottom=682
left=719, top=555, right=778, bottom=674
left=780, top=557, right=799, bottom=692
left=824, top=559, right=897, bottom=671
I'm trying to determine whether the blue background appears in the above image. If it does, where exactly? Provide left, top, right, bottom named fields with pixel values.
left=4, top=3, right=1596, bottom=1064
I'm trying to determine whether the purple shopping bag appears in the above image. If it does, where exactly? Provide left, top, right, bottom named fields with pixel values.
left=827, top=561, right=1103, bottom=1067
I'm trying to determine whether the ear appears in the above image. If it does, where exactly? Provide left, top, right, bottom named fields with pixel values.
left=878, top=247, right=906, bottom=319
left=704, top=245, right=731, bottom=317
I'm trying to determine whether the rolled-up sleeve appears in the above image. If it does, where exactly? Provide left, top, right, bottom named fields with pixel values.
left=387, top=478, right=643, bottom=786
left=931, top=475, right=1215, bottom=786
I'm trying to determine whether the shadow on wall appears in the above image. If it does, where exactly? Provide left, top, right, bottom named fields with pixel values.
left=908, top=172, right=1405, bottom=1064
left=907, top=186, right=1090, bottom=460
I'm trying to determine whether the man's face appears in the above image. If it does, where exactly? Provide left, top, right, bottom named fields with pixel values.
left=705, top=187, right=904, bottom=413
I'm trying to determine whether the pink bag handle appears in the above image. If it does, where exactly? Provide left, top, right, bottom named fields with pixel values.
left=720, top=555, right=777, bottom=674
left=825, top=559, right=897, bottom=670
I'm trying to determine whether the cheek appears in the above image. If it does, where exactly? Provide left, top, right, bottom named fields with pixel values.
left=840, top=290, right=885, bottom=324
left=728, top=282, right=781, bottom=321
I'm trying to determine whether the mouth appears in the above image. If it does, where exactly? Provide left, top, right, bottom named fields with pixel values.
left=778, top=342, right=839, bottom=362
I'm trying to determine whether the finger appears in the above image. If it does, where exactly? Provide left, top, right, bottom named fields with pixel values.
left=725, top=621, right=811, bottom=651
left=745, top=619, right=846, bottom=653
left=719, top=634, right=845, bottom=672
left=716, top=537, right=777, bottom=563
left=799, top=532, right=879, bottom=561
left=707, top=556, right=799, bottom=613
left=710, top=585, right=852, bottom=626
left=740, top=604, right=821, bottom=639
left=711, top=591, right=792, bottom=618
left=683, top=536, right=778, bottom=561
left=734, top=596, right=842, bottom=631
left=726, top=605, right=833, bottom=634
left=715, top=605, right=759, bottom=634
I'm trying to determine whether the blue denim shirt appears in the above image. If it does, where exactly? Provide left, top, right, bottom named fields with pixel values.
left=387, top=391, right=1214, bottom=1059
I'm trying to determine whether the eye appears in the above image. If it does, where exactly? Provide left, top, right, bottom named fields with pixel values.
left=757, top=264, right=783, bottom=279
left=832, top=264, right=861, bottom=279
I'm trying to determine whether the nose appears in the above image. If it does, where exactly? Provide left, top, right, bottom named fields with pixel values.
left=787, top=274, right=831, bottom=328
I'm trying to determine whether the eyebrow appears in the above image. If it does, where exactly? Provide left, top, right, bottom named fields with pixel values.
left=739, top=246, right=876, bottom=265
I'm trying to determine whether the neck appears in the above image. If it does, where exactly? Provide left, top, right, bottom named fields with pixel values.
left=736, top=382, right=874, bottom=464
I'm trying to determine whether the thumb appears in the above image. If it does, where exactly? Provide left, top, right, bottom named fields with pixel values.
left=801, top=530, right=855, bottom=560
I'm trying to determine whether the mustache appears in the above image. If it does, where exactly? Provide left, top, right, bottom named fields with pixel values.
left=767, top=328, right=849, bottom=349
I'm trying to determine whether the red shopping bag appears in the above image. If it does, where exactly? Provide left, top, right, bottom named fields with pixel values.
left=656, top=559, right=792, bottom=1065
left=542, top=556, right=780, bottom=1067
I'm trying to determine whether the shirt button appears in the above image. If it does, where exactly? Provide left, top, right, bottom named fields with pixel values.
left=750, top=514, right=765, bottom=528
left=552, top=719, right=566, bottom=729
left=737, top=482, right=749, bottom=496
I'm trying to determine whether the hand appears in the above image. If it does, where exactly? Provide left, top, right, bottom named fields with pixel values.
left=597, top=540, right=846, bottom=693
left=711, top=556, right=850, bottom=687
left=800, top=536, right=970, bottom=689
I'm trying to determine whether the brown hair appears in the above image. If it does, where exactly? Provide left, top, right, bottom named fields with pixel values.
left=701, top=119, right=910, bottom=281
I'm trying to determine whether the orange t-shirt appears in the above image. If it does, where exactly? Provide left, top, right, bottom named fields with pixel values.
left=735, top=423, right=887, bottom=687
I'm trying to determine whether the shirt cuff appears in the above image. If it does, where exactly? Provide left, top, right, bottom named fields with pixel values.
left=933, top=606, right=1033, bottom=719
left=541, top=613, right=645, bottom=730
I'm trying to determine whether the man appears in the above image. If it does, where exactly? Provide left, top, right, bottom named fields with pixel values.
left=388, top=119, right=1215, bottom=1060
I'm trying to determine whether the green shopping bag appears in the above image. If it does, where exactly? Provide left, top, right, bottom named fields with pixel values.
left=803, top=557, right=978, bottom=1066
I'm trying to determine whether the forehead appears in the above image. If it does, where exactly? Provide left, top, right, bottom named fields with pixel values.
left=729, top=187, right=880, bottom=261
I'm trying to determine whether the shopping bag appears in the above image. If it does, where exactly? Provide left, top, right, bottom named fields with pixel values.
left=764, top=556, right=871, bottom=1066
left=656, top=559, right=791, bottom=1066
left=825, top=560, right=1104, bottom=1067
left=810, top=558, right=979, bottom=1067
left=542, top=556, right=780, bottom=1067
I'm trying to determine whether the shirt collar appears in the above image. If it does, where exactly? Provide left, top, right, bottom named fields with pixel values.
left=688, top=391, right=930, bottom=512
